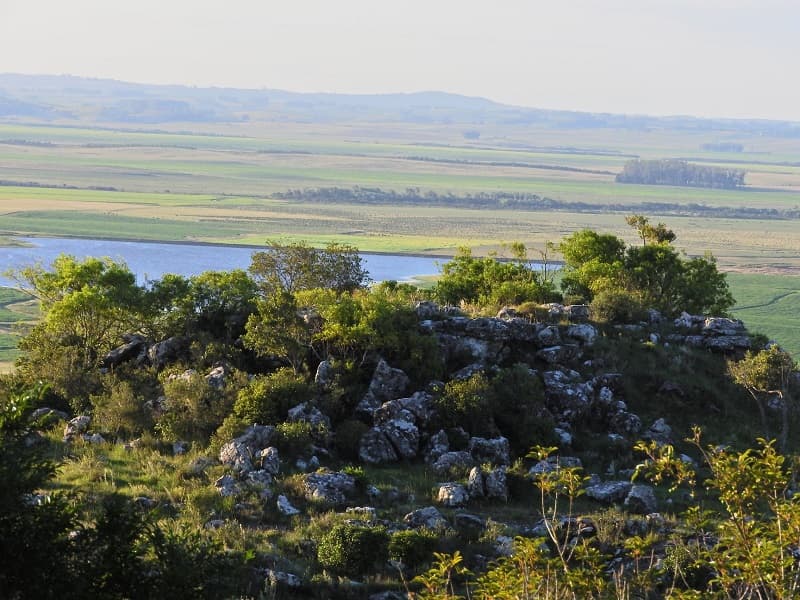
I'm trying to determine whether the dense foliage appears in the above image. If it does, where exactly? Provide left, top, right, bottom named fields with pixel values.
left=616, top=158, right=746, bottom=189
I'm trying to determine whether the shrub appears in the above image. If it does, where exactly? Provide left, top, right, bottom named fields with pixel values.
left=274, top=421, right=322, bottom=457
left=91, top=379, right=153, bottom=439
left=388, top=529, right=438, bottom=569
left=333, top=419, right=370, bottom=460
left=233, top=368, right=313, bottom=425
left=156, top=372, right=238, bottom=442
left=317, top=523, right=389, bottom=577
left=435, top=373, right=494, bottom=436
left=590, top=289, right=647, bottom=324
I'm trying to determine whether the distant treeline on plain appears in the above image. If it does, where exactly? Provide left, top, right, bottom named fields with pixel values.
left=616, top=159, right=745, bottom=189
left=272, top=186, right=799, bottom=220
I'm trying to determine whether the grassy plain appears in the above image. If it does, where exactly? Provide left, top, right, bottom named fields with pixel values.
left=2, top=119, right=800, bottom=356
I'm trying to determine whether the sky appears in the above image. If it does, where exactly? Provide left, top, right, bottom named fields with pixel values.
left=1, top=0, right=798, bottom=121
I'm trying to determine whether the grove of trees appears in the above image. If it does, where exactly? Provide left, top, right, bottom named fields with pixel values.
left=616, top=158, right=746, bottom=189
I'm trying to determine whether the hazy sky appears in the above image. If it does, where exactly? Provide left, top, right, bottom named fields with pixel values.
left=1, top=0, right=798, bottom=120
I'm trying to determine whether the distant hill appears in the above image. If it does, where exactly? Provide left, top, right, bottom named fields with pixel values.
left=3, top=73, right=800, bottom=136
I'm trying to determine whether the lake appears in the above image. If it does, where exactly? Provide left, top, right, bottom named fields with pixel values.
left=0, top=237, right=445, bottom=287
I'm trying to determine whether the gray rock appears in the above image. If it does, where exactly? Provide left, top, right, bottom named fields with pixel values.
left=495, top=535, right=515, bottom=556
left=258, top=446, right=280, bottom=475
left=345, top=506, right=378, bottom=520
left=703, top=317, right=745, bottom=336
left=424, top=430, right=450, bottom=464
left=359, top=428, right=399, bottom=464
left=415, top=300, right=441, bottom=319
left=585, top=481, right=632, bottom=504
left=356, top=359, right=410, bottom=416
left=624, top=485, right=658, bottom=514
left=468, top=436, right=511, bottom=466
left=276, top=494, right=301, bottom=516
left=287, top=402, right=331, bottom=429
left=437, top=483, right=469, bottom=507
left=30, top=407, right=69, bottom=423
left=704, top=335, right=751, bottom=352
left=215, top=474, right=240, bottom=497
left=205, top=365, right=226, bottom=388
left=529, top=456, right=583, bottom=476
left=265, top=569, right=302, bottom=588
left=404, top=506, right=448, bottom=530
left=247, top=469, right=273, bottom=488
left=565, top=304, right=590, bottom=322
left=432, top=451, right=475, bottom=476
left=172, top=440, right=189, bottom=455
left=484, top=467, right=508, bottom=501
left=608, top=411, right=643, bottom=437
left=674, top=312, right=705, bottom=330
left=304, top=471, right=356, bottom=505
left=643, top=418, right=672, bottom=444
left=101, top=334, right=147, bottom=369
left=314, top=360, right=335, bottom=387
left=467, top=467, right=485, bottom=498
left=382, top=419, right=420, bottom=459
left=148, top=336, right=189, bottom=369
left=218, top=425, right=276, bottom=473
left=82, top=433, right=106, bottom=444
left=63, top=415, right=91, bottom=441
left=566, top=323, right=598, bottom=345
left=554, top=427, right=573, bottom=447
left=537, top=325, right=561, bottom=346
left=205, top=519, right=226, bottom=530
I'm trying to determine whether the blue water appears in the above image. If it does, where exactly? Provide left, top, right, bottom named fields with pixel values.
left=0, top=237, right=445, bottom=287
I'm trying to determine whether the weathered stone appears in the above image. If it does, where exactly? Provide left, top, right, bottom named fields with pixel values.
left=624, top=485, right=658, bottom=514
left=467, top=467, right=484, bottom=498
left=205, top=365, right=226, bottom=388
left=674, top=312, right=705, bottom=330
left=148, top=336, right=189, bottom=369
left=566, top=323, right=598, bottom=345
left=643, top=418, right=672, bottom=444
left=703, top=317, right=745, bottom=336
left=265, top=569, right=302, bottom=588
left=287, top=402, right=331, bottom=429
left=465, top=317, right=511, bottom=341
left=356, top=359, right=410, bottom=416
left=484, top=467, right=508, bottom=501
left=303, top=471, right=356, bottom=505
left=437, top=483, right=469, bottom=507
left=703, top=335, right=751, bottom=352
left=219, top=425, right=276, bottom=473
left=454, top=512, right=486, bottom=531
left=101, top=334, right=147, bottom=369
left=63, top=415, right=91, bottom=442
left=424, top=430, right=449, bottom=464
left=359, top=428, right=399, bottom=464
left=537, top=325, right=561, bottom=347
left=415, top=301, right=441, bottom=319
left=404, top=506, right=448, bottom=530
left=529, top=456, right=583, bottom=476
left=215, top=474, right=240, bottom=497
left=30, top=407, right=68, bottom=424
left=314, top=360, right=335, bottom=387
left=585, top=481, right=632, bottom=504
left=345, top=506, right=378, bottom=520
left=565, top=304, right=590, bottom=322
left=258, top=446, right=280, bottom=475
left=382, top=419, right=420, bottom=460
left=468, top=436, right=511, bottom=466
left=608, top=411, right=642, bottom=437
left=83, top=433, right=105, bottom=444
left=276, top=494, right=301, bottom=516
left=432, top=451, right=475, bottom=476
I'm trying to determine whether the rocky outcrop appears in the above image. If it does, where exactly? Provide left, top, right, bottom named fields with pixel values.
left=148, top=336, right=190, bottom=369
left=101, top=334, right=147, bottom=369
left=63, top=415, right=91, bottom=442
left=303, top=471, right=356, bottom=505
left=585, top=481, right=633, bottom=504
left=468, top=436, right=510, bottom=466
left=404, top=506, right=448, bottom=529
left=219, top=425, right=276, bottom=473
left=355, top=359, right=410, bottom=416
left=437, top=483, right=469, bottom=507
left=624, top=484, right=658, bottom=514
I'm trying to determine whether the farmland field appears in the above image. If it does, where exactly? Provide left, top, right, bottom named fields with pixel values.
left=2, top=112, right=800, bottom=357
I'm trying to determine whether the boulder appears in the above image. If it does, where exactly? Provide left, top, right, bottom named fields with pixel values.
left=566, top=323, right=598, bottom=345
left=314, top=360, right=335, bottom=387
left=63, top=415, right=91, bottom=442
left=205, top=365, right=226, bottom=389
left=608, top=411, right=643, bottom=437
left=359, top=428, right=399, bottom=464
left=624, top=484, right=658, bottom=514
left=529, top=456, right=582, bottom=476
left=287, top=402, right=331, bottom=429
left=83, top=433, right=106, bottom=444
left=565, top=304, right=590, bottom=322
left=585, top=481, right=632, bottom=504
left=484, top=467, right=508, bottom=501
left=432, top=451, right=475, bottom=476
left=218, top=425, right=276, bottom=473
left=276, top=494, right=301, bottom=516
left=382, top=419, right=420, bottom=460
left=30, top=407, right=69, bottom=424
left=404, top=506, right=448, bottom=530
left=468, top=436, right=511, bottom=466
left=356, top=360, right=410, bottom=416
left=703, top=317, right=745, bottom=336
left=424, top=430, right=449, bottom=464
left=101, top=334, right=147, bottom=369
left=148, top=336, right=189, bottom=369
left=258, top=447, right=280, bottom=475
left=265, top=569, right=302, bottom=589
left=537, top=326, right=561, bottom=347
left=345, top=506, right=378, bottom=520
left=465, top=317, right=511, bottom=341
left=437, top=483, right=469, bottom=507
left=415, top=301, right=441, bottom=319
left=303, top=471, right=356, bottom=505
left=467, top=467, right=485, bottom=498
left=215, top=474, right=240, bottom=497
left=643, top=418, right=672, bottom=445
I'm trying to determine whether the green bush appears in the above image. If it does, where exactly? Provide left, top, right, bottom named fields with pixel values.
left=317, top=523, right=389, bottom=577
left=590, top=289, right=647, bottom=324
left=435, top=373, right=494, bottom=436
left=274, top=421, right=321, bottom=457
left=333, top=419, right=370, bottom=460
left=388, top=529, right=438, bottom=568
left=233, top=368, right=313, bottom=425
left=91, top=379, right=153, bottom=439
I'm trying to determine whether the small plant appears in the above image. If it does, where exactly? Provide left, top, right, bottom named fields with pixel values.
left=317, top=523, right=389, bottom=578
left=389, top=529, right=438, bottom=569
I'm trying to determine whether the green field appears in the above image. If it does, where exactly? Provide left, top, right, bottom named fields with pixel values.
left=0, top=287, right=36, bottom=365
left=3, top=118, right=800, bottom=358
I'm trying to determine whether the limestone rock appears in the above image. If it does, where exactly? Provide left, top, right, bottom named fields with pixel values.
left=303, top=471, right=356, bottom=505
left=432, top=451, right=475, bottom=476
left=276, top=494, right=301, bottom=516
left=467, top=467, right=484, bottom=498
left=63, top=415, right=91, bottom=442
left=484, top=467, right=508, bottom=501
left=437, top=483, right=469, bottom=507
left=359, top=428, right=399, bottom=464
left=404, top=506, right=448, bottom=530
left=468, top=436, right=511, bottom=466
left=624, top=484, right=658, bottom=514
left=287, top=402, right=331, bottom=429
left=585, top=481, right=632, bottom=504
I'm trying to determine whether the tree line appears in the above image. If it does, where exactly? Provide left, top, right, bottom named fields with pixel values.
left=616, top=158, right=746, bottom=189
